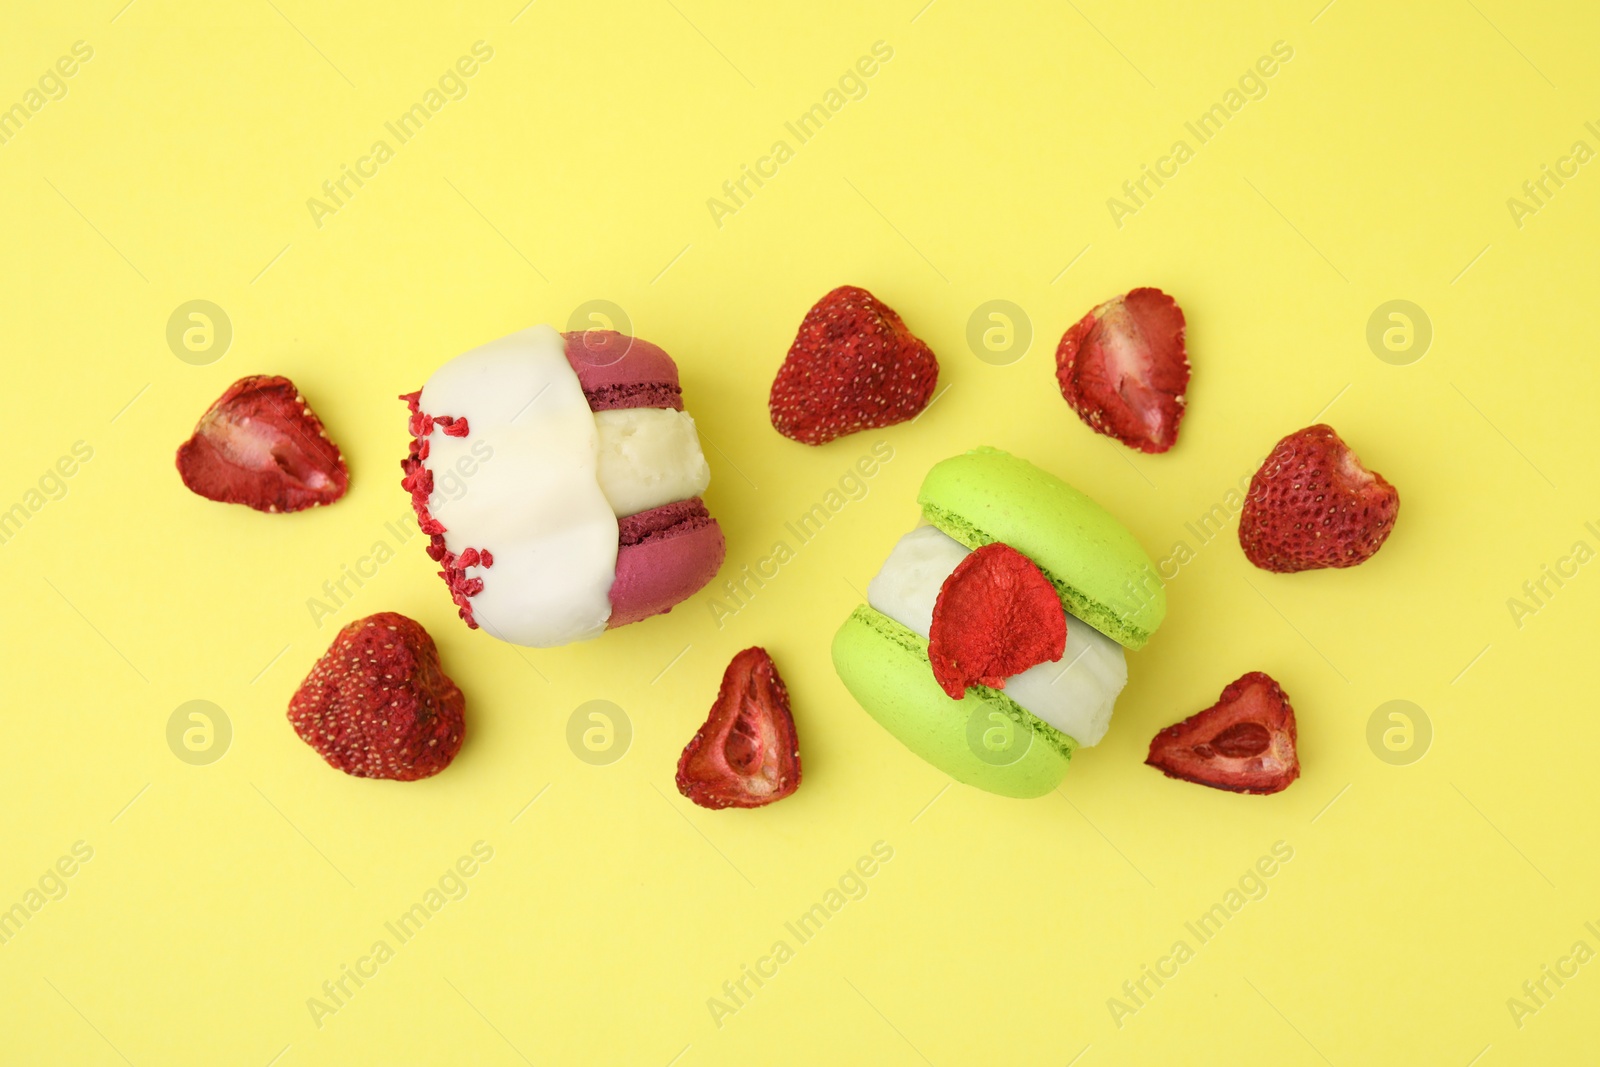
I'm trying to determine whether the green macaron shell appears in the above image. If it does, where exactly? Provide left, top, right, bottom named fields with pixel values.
left=917, top=446, right=1165, bottom=649
left=832, top=605, right=1076, bottom=799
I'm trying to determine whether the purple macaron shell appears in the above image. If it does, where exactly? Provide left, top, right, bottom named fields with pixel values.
left=562, top=330, right=684, bottom=411
left=608, top=498, right=726, bottom=628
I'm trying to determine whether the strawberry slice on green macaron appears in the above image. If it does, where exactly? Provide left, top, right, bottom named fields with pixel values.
left=928, top=543, right=1067, bottom=699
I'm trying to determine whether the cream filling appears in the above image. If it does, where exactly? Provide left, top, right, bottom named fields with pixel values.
left=420, top=326, right=619, bottom=647
left=593, top=408, right=711, bottom=517
left=866, top=524, right=1128, bottom=746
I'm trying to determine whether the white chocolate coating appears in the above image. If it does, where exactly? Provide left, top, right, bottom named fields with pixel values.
left=420, top=326, right=619, bottom=647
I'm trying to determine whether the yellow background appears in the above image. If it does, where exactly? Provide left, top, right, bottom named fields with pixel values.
left=3, top=0, right=1597, bottom=1063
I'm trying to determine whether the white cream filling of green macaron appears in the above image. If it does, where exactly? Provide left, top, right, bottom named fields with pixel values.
left=865, top=524, right=1128, bottom=746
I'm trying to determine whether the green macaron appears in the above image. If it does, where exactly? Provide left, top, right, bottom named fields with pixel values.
left=832, top=446, right=1165, bottom=798
left=919, top=446, right=1165, bottom=648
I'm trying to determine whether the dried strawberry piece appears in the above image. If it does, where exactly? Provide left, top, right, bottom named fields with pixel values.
left=288, top=612, right=465, bottom=781
left=176, top=375, right=348, bottom=512
left=927, top=543, right=1067, bottom=700
left=1055, top=287, right=1189, bottom=453
left=1146, top=672, right=1299, bottom=795
left=1239, top=424, right=1400, bottom=573
left=769, top=285, right=939, bottom=445
left=676, top=648, right=801, bottom=810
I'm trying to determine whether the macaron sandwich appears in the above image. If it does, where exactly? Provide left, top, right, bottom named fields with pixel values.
left=833, top=447, right=1165, bottom=798
left=401, top=326, right=725, bottom=647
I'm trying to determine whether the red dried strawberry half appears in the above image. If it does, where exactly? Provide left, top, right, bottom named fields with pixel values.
left=288, top=612, right=465, bottom=781
left=769, top=285, right=939, bottom=445
left=176, top=374, right=348, bottom=513
left=1146, top=672, right=1299, bottom=795
left=1238, top=423, right=1399, bottom=573
left=927, top=542, right=1067, bottom=699
left=1055, top=287, right=1189, bottom=453
left=676, top=647, right=801, bottom=809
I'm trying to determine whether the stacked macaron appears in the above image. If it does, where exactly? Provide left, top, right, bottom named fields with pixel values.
left=401, top=325, right=725, bottom=647
left=834, top=447, right=1165, bottom=798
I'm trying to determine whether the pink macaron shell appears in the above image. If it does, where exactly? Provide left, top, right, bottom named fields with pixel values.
left=562, top=330, right=683, bottom=411
left=559, top=332, right=720, bottom=626
left=608, top=499, right=726, bottom=628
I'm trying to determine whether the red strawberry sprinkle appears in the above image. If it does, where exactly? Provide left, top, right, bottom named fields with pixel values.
left=676, top=647, right=802, bottom=810
left=769, top=285, right=939, bottom=445
left=927, top=543, right=1067, bottom=700
left=400, top=390, right=492, bottom=628
left=1146, top=672, right=1300, bottom=795
left=1238, top=424, right=1400, bottom=573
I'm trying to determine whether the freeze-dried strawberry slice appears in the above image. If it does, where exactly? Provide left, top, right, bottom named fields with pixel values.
left=676, top=648, right=801, bottom=810
left=927, top=543, right=1067, bottom=700
left=288, top=612, right=465, bottom=781
left=1055, top=287, right=1189, bottom=453
left=769, top=285, right=939, bottom=445
left=176, top=374, right=348, bottom=513
left=1239, top=424, right=1400, bottom=573
left=1146, top=672, right=1299, bottom=795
